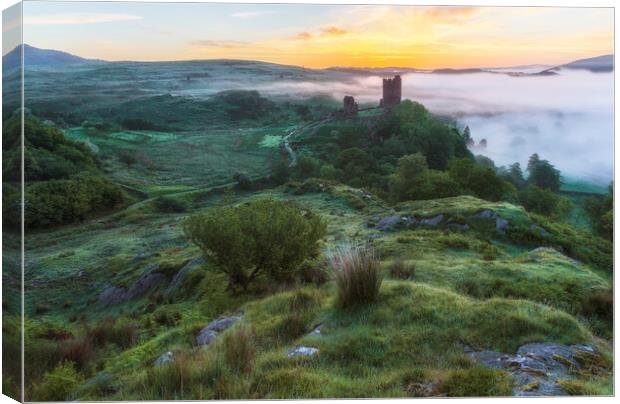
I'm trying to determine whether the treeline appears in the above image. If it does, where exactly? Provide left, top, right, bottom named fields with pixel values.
left=272, top=100, right=611, bottom=231
left=2, top=113, right=125, bottom=229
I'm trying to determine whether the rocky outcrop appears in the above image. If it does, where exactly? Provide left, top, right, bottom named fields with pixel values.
left=98, top=263, right=166, bottom=307
left=467, top=343, right=601, bottom=396
left=196, top=315, right=242, bottom=346
left=165, top=256, right=205, bottom=295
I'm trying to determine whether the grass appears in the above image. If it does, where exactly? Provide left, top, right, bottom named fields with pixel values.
left=12, top=182, right=613, bottom=399
left=330, top=243, right=382, bottom=308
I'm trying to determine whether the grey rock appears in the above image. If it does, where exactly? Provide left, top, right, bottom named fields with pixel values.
left=495, top=218, right=509, bottom=233
left=471, top=209, right=497, bottom=220
left=420, top=214, right=444, bottom=227
left=308, top=324, right=322, bottom=336
left=196, top=330, right=219, bottom=346
left=468, top=342, right=598, bottom=396
left=165, top=256, right=205, bottom=295
left=447, top=222, right=470, bottom=232
left=154, top=351, right=174, bottom=366
left=196, top=315, right=242, bottom=346
left=530, top=224, right=551, bottom=238
left=288, top=346, right=319, bottom=358
left=98, top=263, right=167, bottom=307
left=376, top=215, right=401, bottom=230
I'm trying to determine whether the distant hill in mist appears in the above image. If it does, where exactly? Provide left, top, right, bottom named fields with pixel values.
left=2, top=44, right=96, bottom=70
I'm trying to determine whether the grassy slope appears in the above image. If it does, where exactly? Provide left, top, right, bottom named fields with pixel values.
left=17, top=182, right=613, bottom=400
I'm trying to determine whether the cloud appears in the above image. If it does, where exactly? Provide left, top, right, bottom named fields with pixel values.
left=294, top=32, right=313, bottom=40
left=293, top=26, right=348, bottom=40
left=190, top=39, right=252, bottom=49
left=423, top=6, right=478, bottom=21
left=321, top=26, right=348, bottom=36
left=24, top=12, right=142, bottom=25
left=231, top=11, right=275, bottom=19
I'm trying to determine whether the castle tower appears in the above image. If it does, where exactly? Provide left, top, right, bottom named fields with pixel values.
left=381, top=75, right=402, bottom=108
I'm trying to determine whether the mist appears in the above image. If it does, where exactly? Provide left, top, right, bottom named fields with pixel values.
left=202, top=68, right=612, bottom=186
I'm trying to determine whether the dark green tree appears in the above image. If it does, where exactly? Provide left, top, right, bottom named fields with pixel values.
left=184, top=199, right=326, bottom=290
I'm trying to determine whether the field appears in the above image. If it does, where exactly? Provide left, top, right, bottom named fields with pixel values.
left=2, top=56, right=613, bottom=400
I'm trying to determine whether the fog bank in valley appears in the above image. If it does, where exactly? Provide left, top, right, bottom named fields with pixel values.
left=251, top=69, right=613, bottom=186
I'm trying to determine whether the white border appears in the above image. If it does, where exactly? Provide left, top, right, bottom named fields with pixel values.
left=0, top=1, right=617, bottom=404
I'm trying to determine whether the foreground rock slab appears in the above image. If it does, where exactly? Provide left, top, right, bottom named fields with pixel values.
left=467, top=342, right=598, bottom=396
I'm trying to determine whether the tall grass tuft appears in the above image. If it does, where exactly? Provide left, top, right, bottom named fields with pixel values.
left=330, top=243, right=382, bottom=308
left=221, top=325, right=256, bottom=374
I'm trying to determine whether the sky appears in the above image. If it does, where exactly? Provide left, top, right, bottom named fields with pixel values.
left=4, top=1, right=614, bottom=68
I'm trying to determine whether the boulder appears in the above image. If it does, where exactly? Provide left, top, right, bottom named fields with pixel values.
left=376, top=215, right=401, bottom=231
left=420, top=214, right=444, bottom=227
left=471, top=209, right=497, bottom=220
left=288, top=346, right=319, bottom=358
left=154, top=351, right=174, bottom=366
left=196, top=315, right=242, bottom=346
left=446, top=222, right=470, bottom=232
left=495, top=218, right=509, bottom=233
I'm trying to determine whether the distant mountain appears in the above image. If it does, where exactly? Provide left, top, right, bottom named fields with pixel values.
left=542, top=55, right=613, bottom=74
left=431, top=68, right=486, bottom=74
left=2, top=44, right=96, bottom=70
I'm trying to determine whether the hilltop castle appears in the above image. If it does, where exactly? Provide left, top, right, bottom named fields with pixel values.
left=341, top=74, right=402, bottom=115
left=380, top=75, right=402, bottom=108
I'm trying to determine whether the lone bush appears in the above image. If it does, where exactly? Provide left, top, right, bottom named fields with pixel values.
left=184, top=199, right=326, bottom=290
left=330, top=243, right=382, bottom=308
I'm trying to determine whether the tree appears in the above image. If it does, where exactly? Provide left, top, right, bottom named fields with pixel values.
left=463, top=126, right=474, bottom=146
left=389, top=153, right=461, bottom=201
left=526, top=154, right=561, bottom=192
left=184, top=199, right=326, bottom=290
left=583, top=183, right=613, bottom=240
left=447, top=158, right=513, bottom=201
left=518, top=185, right=572, bottom=217
left=506, top=162, right=526, bottom=189
left=295, top=155, right=320, bottom=179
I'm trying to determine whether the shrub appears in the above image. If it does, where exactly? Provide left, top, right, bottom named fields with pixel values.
left=582, top=288, right=613, bottom=322
left=518, top=185, right=571, bottom=217
left=388, top=258, right=415, bottom=280
left=389, top=153, right=461, bottom=201
left=298, top=259, right=329, bottom=286
left=184, top=199, right=326, bottom=290
left=118, top=150, right=138, bottom=167
left=60, top=336, right=95, bottom=370
left=86, top=317, right=138, bottom=349
left=448, top=158, right=513, bottom=202
left=153, top=308, right=182, bottom=326
left=31, top=361, right=83, bottom=401
left=330, top=243, right=382, bottom=308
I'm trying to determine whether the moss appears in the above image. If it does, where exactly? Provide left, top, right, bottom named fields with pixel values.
left=438, top=368, right=513, bottom=397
